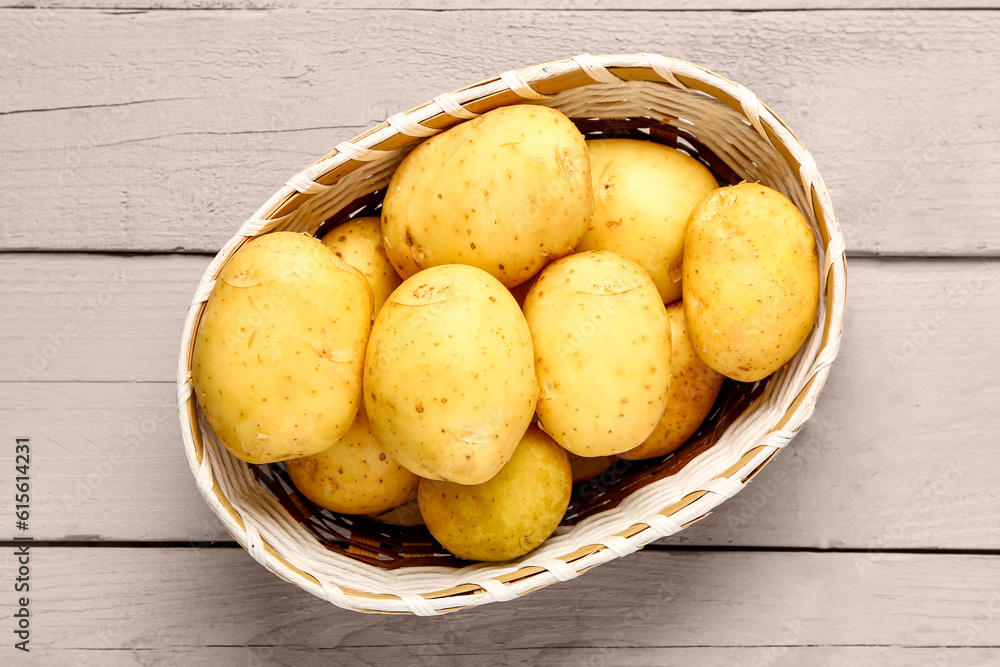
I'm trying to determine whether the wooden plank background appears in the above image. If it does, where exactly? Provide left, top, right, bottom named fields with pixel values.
left=2, top=9, right=999, bottom=255
left=2, top=1, right=998, bottom=664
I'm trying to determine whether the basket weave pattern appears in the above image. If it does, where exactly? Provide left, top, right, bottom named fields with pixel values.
left=177, top=53, right=847, bottom=615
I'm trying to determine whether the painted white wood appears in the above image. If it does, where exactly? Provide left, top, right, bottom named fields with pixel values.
left=2, top=0, right=997, bottom=659
left=20, top=646, right=1000, bottom=667
left=1, top=253, right=204, bottom=383
left=10, top=548, right=1000, bottom=650
left=2, top=9, right=998, bottom=254
left=4, top=1, right=997, bottom=9
left=2, top=254, right=999, bottom=548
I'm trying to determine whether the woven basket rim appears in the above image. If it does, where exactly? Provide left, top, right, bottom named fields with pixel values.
left=177, top=52, right=847, bottom=615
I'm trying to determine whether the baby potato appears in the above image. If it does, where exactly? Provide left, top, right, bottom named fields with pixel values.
left=576, top=139, right=718, bottom=303
left=620, top=301, right=725, bottom=460
left=364, top=264, right=538, bottom=485
left=191, top=232, right=372, bottom=464
left=321, top=216, right=402, bottom=315
left=683, top=182, right=820, bottom=382
left=381, top=104, right=593, bottom=288
left=523, top=250, right=672, bottom=457
left=285, top=404, right=419, bottom=515
left=418, top=425, right=571, bottom=561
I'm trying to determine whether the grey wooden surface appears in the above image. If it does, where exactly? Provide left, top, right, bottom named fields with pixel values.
left=2, top=2, right=999, bottom=665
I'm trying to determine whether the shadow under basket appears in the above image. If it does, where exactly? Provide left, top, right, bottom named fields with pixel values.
left=177, top=53, right=847, bottom=615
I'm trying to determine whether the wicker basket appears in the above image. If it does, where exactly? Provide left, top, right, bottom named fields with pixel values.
left=177, top=53, right=847, bottom=615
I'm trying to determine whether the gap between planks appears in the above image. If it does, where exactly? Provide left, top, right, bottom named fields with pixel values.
left=4, top=540, right=1000, bottom=557
left=3, top=10, right=999, bottom=255
left=3, top=3, right=1000, bottom=11
left=15, top=548, right=1000, bottom=650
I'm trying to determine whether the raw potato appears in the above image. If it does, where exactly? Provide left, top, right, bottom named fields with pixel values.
left=285, top=404, right=419, bottom=515
left=523, top=250, right=672, bottom=457
left=363, top=264, right=538, bottom=485
left=418, top=425, right=571, bottom=561
left=191, top=232, right=373, bottom=464
left=620, top=301, right=725, bottom=460
left=576, top=139, right=718, bottom=303
left=381, top=104, right=593, bottom=288
left=683, top=182, right=820, bottom=382
left=321, top=216, right=402, bottom=315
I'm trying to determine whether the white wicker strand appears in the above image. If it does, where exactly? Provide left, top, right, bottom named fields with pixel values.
left=317, top=578, right=353, bottom=611
left=433, top=93, right=479, bottom=119
left=473, top=578, right=519, bottom=602
left=572, top=53, right=623, bottom=84
left=763, top=429, right=798, bottom=450
left=240, top=516, right=267, bottom=566
left=735, top=83, right=777, bottom=151
left=191, top=280, right=215, bottom=304
left=397, top=593, right=438, bottom=617
left=334, top=141, right=392, bottom=162
left=240, top=217, right=285, bottom=238
left=537, top=559, right=580, bottom=582
left=701, top=477, right=744, bottom=500
left=176, top=376, right=193, bottom=406
left=798, top=150, right=820, bottom=198
left=825, top=232, right=847, bottom=273
left=597, top=535, right=640, bottom=559
left=194, top=452, right=215, bottom=499
left=386, top=112, right=439, bottom=138
left=644, top=514, right=685, bottom=539
left=812, top=338, right=842, bottom=376
left=642, top=52, right=690, bottom=90
left=499, top=70, right=548, bottom=99
left=285, top=172, right=328, bottom=195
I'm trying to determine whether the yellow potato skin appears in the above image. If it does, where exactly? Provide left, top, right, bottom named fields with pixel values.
left=576, top=139, right=718, bottom=303
left=320, top=216, right=402, bottom=316
left=363, top=264, right=538, bottom=485
left=683, top=182, right=820, bottom=382
left=285, top=404, right=419, bottom=515
left=620, top=301, right=725, bottom=460
left=192, top=232, right=373, bottom=464
left=523, top=250, right=672, bottom=457
left=381, top=104, right=593, bottom=288
left=418, top=425, right=571, bottom=561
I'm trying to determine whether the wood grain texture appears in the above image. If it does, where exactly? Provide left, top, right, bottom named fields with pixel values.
left=8, top=548, right=1000, bottom=653
left=5, top=1, right=999, bottom=8
left=1, top=9, right=999, bottom=254
left=1, top=253, right=204, bottom=383
left=19, top=646, right=1000, bottom=667
left=3, top=254, right=999, bottom=548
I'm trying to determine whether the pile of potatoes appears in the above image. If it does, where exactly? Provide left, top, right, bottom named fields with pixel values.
left=191, top=104, right=820, bottom=562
